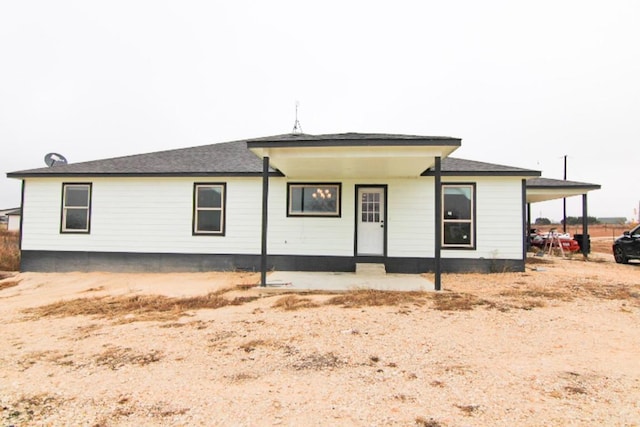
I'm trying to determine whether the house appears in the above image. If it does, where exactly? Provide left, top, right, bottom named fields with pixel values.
left=6, top=133, right=600, bottom=288
left=0, top=207, right=20, bottom=223
left=6, top=208, right=21, bottom=232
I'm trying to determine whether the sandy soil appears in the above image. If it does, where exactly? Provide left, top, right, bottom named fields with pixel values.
left=0, top=250, right=639, bottom=426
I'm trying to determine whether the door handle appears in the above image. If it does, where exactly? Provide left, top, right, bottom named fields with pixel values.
left=380, top=220, right=384, bottom=228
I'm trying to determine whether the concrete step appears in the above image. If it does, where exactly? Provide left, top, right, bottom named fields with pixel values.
left=356, top=263, right=386, bottom=275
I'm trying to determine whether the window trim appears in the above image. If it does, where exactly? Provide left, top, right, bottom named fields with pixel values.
left=441, top=182, right=476, bottom=250
left=193, top=182, right=226, bottom=236
left=287, top=183, right=342, bottom=217
left=60, top=182, right=92, bottom=234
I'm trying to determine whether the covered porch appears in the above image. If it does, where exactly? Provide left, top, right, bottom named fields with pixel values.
left=247, top=133, right=462, bottom=290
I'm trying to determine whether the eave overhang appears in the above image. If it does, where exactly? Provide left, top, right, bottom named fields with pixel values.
left=526, top=178, right=601, bottom=203
left=248, top=137, right=461, bottom=179
left=6, top=171, right=285, bottom=179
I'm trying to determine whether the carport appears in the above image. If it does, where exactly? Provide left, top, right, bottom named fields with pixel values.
left=526, top=177, right=602, bottom=257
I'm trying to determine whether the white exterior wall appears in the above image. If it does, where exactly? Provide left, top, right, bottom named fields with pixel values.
left=267, top=178, right=355, bottom=256
left=442, top=177, right=524, bottom=259
left=7, top=214, right=21, bottom=232
left=386, top=177, right=523, bottom=259
left=21, top=177, right=262, bottom=254
left=21, top=175, right=524, bottom=259
left=386, top=178, right=434, bottom=257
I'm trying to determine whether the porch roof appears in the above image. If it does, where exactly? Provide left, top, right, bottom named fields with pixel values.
left=526, top=177, right=601, bottom=203
left=247, top=133, right=461, bottom=178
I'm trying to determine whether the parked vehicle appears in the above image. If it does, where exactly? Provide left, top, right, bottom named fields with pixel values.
left=529, top=228, right=581, bottom=253
left=613, top=224, right=640, bottom=264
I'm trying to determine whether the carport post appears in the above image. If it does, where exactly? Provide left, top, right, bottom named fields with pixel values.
left=434, top=156, right=442, bottom=291
left=260, top=156, right=270, bottom=286
left=582, top=193, right=589, bottom=259
left=524, top=180, right=530, bottom=260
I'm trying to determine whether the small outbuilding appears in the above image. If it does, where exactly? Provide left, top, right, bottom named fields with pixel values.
left=6, top=208, right=21, bottom=232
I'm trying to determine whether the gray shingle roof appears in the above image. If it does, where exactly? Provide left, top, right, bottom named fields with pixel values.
left=254, top=132, right=457, bottom=141
left=422, top=157, right=540, bottom=177
left=7, top=139, right=277, bottom=177
left=7, top=133, right=539, bottom=178
left=247, top=132, right=461, bottom=147
left=526, top=177, right=601, bottom=190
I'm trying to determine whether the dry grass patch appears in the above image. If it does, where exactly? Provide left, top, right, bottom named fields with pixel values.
left=325, top=289, right=426, bottom=308
left=0, top=230, right=20, bottom=271
left=159, top=320, right=208, bottom=329
left=575, top=283, right=640, bottom=302
left=0, top=279, right=20, bottom=291
left=455, top=404, right=481, bottom=416
left=94, top=346, right=162, bottom=370
left=415, top=416, right=445, bottom=427
left=239, top=339, right=272, bottom=352
left=23, top=288, right=259, bottom=322
left=94, top=398, right=189, bottom=426
left=293, top=351, right=345, bottom=370
left=227, top=372, right=259, bottom=382
left=429, top=292, right=489, bottom=311
left=16, top=350, right=74, bottom=371
left=1, top=393, right=62, bottom=425
left=80, top=285, right=105, bottom=293
left=498, top=287, right=574, bottom=304
left=74, top=323, right=103, bottom=339
left=564, top=385, right=587, bottom=395
left=272, top=294, right=319, bottom=310
left=525, top=255, right=554, bottom=265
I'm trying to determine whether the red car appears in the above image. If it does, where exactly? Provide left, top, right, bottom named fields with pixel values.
left=529, top=229, right=580, bottom=253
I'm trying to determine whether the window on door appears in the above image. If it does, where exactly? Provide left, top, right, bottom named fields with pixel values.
left=442, top=183, right=475, bottom=249
left=361, top=191, right=381, bottom=223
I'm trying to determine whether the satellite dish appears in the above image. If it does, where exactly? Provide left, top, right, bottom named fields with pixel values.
left=44, top=153, right=68, bottom=167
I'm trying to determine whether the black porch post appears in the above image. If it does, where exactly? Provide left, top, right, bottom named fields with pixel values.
left=523, top=179, right=529, bottom=260
left=260, top=156, right=270, bottom=286
left=434, top=156, right=442, bottom=291
left=582, top=193, right=589, bottom=259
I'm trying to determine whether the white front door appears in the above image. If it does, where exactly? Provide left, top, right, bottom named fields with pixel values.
left=357, top=187, right=385, bottom=256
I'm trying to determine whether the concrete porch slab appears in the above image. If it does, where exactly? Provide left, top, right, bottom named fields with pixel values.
left=263, top=271, right=434, bottom=292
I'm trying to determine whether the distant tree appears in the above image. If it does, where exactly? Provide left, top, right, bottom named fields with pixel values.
left=563, top=216, right=578, bottom=225
left=534, top=217, right=551, bottom=225
left=562, top=216, right=600, bottom=225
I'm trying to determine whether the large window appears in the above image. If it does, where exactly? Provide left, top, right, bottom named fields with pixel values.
left=193, top=183, right=226, bottom=235
left=61, top=183, right=92, bottom=233
left=288, top=183, right=341, bottom=217
left=442, top=183, right=475, bottom=248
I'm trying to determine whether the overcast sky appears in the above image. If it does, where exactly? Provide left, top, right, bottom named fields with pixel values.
left=1, top=1, right=638, bottom=221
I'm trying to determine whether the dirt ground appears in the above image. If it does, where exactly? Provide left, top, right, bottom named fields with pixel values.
left=0, top=248, right=639, bottom=426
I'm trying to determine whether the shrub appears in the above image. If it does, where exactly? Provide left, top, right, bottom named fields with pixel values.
left=0, top=230, right=20, bottom=271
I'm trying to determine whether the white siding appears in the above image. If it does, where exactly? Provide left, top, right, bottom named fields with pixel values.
left=387, top=177, right=524, bottom=259
left=7, top=214, right=21, bottom=232
left=21, top=175, right=525, bottom=260
left=444, top=177, right=524, bottom=259
left=267, top=178, right=355, bottom=256
left=387, top=178, right=434, bottom=257
left=22, top=177, right=262, bottom=254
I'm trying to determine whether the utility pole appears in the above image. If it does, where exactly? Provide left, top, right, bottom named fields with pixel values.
left=563, top=155, right=567, bottom=233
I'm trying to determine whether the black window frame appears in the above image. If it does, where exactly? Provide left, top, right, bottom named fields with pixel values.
left=60, top=182, right=92, bottom=234
left=442, top=182, right=476, bottom=249
left=287, top=183, right=342, bottom=217
left=192, top=182, right=227, bottom=236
